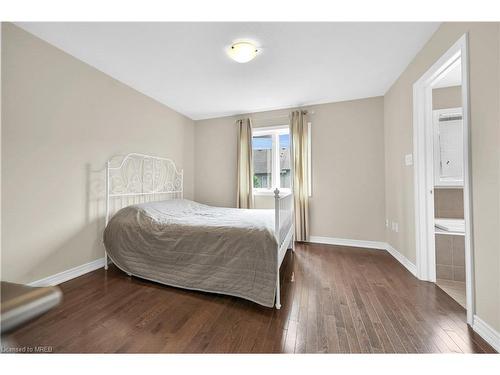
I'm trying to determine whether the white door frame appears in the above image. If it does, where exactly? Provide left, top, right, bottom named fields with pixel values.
left=412, top=33, right=474, bottom=325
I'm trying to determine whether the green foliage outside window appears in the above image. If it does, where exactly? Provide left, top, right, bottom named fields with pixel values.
left=253, top=175, right=261, bottom=188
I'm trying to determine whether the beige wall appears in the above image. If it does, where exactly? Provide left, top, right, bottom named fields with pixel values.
left=194, top=115, right=238, bottom=207
left=432, top=85, right=462, bottom=110
left=384, top=22, right=500, bottom=332
left=195, top=97, right=386, bottom=242
left=1, top=23, right=195, bottom=283
left=497, top=26, right=500, bottom=332
left=0, top=23, right=2, bottom=279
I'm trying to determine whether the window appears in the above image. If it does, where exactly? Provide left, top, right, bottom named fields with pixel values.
left=252, top=126, right=291, bottom=194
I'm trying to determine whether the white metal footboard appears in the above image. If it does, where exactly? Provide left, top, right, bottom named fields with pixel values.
left=274, top=188, right=294, bottom=309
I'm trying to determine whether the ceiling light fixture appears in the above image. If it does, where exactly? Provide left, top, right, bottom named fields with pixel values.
left=227, top=41, right=259, bottom=63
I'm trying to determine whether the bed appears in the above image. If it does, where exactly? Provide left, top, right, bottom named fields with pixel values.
left=103, top=153, right=294, bottom=309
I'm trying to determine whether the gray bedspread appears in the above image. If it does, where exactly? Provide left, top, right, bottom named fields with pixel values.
left=103, top=199, right=278, bottom=307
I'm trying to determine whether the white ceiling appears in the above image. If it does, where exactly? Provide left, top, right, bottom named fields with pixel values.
left=17, top=22, right=440, bottom=120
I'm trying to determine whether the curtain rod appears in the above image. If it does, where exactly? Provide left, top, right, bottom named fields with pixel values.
left=295, top=109, right=314, bottom=115
left=250, top=109, right=314, bottom=122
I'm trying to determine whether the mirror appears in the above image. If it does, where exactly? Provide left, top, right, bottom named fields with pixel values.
left=433, top=108, right=464, bottom=187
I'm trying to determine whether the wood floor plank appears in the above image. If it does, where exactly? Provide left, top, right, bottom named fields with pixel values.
left=350, top=265, right=395, bottom=352
left=325, top=250, right=350, bottom=353
left=329, top=248, right=362, bottom=353
left=343, top=253, right=388, bottom=353
left=7, top=243, right=496, bottom=354
left=338, top=251, right=372, bottom=353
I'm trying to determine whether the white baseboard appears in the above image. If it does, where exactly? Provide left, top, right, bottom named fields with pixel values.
left=308, top=236, right=417, bottom=276
left=308, top=236, right=386, bottom=251
left=473, top=315, right=500, bottom=352
left=384, top=243, right=417, bottom=276
left=29, top=257, right=105, bottom=287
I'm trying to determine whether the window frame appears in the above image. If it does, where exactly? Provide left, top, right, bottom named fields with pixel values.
left=252, top=125, right=291, bottom=196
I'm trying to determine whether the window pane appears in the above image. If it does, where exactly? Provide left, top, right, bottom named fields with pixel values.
left=279, top=133, right=291, bottom=188
left=252, top=135, right=273, bottom=189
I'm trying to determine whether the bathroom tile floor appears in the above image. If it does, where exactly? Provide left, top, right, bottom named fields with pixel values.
left=436, top=279, right=466, bottom=308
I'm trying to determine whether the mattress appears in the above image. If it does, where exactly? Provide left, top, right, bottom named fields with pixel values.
left=103, top=199, right=279, bottom=307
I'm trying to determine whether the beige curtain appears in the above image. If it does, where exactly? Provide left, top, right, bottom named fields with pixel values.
left=236, top=118, right=254, bottom=208
left=290, top=110, right=309, bottom=241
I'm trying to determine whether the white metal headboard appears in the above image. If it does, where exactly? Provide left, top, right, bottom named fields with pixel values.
left=105, top=153, right=183, bottom=227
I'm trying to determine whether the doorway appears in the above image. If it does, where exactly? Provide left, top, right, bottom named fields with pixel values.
left=412, top=34, right=474, bottom=325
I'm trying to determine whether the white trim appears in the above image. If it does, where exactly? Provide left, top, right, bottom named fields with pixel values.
left=309, top=236, right=386, bottom=250
left=472, top=315, right=500, bottom=353
left=412, top=33, right=475, bottom=325
left=384, top=243, right=417, bottom=277
left=308, top=236, right=417, bottom=276
left=28, top=258, right=105, bottom=287
left=461, top=34, right=475, bottom=327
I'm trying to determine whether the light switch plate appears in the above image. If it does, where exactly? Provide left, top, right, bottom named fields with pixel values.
left=391, top=221, right=399, bottom=232
left=405, top=153, right=413, bottom=166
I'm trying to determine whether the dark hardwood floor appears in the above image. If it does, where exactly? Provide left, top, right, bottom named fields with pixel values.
left=8, top=243, right=496, bottom=353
